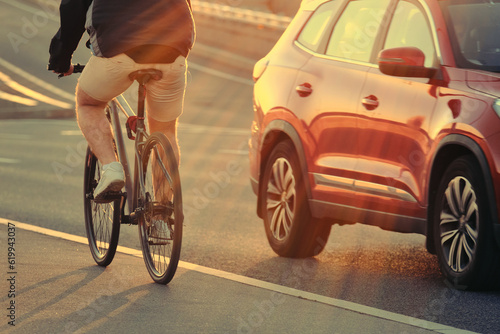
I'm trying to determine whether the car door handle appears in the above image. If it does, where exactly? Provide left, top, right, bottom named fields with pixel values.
left=296, top=83, right=312, bottom=97
left=361, top=95, right=379, bottom=110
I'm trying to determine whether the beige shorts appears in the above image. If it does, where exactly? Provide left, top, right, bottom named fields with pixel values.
left=78, top=53, right=187, bottom=122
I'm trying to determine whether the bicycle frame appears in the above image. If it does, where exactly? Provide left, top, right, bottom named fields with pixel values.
left=105, top=71, right=176, bottom=227
left=107, top=93, right=149, bottom=221
left=78, top=64, right=182, bottom=284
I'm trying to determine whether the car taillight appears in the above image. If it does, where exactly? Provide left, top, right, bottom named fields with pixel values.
left=253, top=58, right=269, bottom=82
left=494, top=99, right=500, bottom=118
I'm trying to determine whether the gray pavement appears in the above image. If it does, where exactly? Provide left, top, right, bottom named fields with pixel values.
left=0, top=224, right=471, bottom=334
left=0, top=3, right=479, bottom=332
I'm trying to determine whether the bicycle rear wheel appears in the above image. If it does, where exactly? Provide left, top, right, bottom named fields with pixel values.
left=84, top=147, right=121, bottom=266
left=137, top=132, right=183, bottom=284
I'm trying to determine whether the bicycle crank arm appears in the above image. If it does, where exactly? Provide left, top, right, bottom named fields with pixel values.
left=127, top=207, right=144, bottom=225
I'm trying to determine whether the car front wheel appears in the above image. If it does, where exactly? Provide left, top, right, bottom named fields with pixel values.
left=260, top=140, right=331, bottom=258
left=433, top=155, right=500, bottom=290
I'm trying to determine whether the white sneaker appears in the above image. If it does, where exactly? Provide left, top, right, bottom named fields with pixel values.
left=94, top=162, right=125, bottom=202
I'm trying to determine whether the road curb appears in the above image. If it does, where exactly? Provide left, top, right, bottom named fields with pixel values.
left=0, top=108, right=74, bottom=120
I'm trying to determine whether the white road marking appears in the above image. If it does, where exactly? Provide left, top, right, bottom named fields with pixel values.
left=218, top=149, right=248, bottom=155
left=188, top=62, right=253, bottom=86
left=179, top=123, right=249, bottom=135
left=0, top=158, right=20, bottom=164
left=0, top=91, right=38, bottom=106
left=0, top=57, right=76, bottom=102
left=0, top=71, right=72, bottom=109
left=60, top=130, right=83, bottom=136
left=0, top=217, right=476, bottom=334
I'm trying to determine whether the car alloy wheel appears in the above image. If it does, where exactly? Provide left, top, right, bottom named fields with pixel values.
left=260, top=140, right=330, bottom=258
left=434, top=156, right=500, bottom=290
left=267, top=156, right=296, bottom=241
left=438, top=176, right=479, bottom=273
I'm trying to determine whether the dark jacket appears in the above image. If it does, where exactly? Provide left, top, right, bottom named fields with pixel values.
left=48, top=0, right=195, bottom=73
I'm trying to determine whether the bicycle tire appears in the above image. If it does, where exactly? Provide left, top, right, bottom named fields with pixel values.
left=136, top=132, right=183, bottom=284
left=83, top=146, right=121, bottom=266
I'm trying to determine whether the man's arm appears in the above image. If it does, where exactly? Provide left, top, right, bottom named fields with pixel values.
left=48, top=0, right=92, bottom=73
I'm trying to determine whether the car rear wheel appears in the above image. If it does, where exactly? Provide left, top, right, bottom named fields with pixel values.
left=433, top=155, right=500, bottom=290
left=260, top=140, right=331, bottom=258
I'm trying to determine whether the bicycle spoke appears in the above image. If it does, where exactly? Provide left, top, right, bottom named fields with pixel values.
left=84, top=148, right=120, bottom=267
left=138, top=133, right=182, bottom=284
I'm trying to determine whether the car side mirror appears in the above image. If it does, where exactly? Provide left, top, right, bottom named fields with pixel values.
left=378, top=47, right=437, bottom=78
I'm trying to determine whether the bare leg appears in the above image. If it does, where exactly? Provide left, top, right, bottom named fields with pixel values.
left=76, top=85, right=117, bottom=165
left=147, top=116, right=179, bottom=205
left=148, top=116, right=180, bottom=165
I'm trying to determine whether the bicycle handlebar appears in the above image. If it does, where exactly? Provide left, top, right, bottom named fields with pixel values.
left=57, top=63, right=85, bottom=78
left=73, top=63, right=85, bottom=73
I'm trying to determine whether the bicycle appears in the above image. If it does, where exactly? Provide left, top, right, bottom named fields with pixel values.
left=72, top=64, right=183, bottom=284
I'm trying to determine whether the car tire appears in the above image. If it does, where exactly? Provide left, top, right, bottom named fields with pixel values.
left=260, top=140, right=331, bottom=258
left=433, top=155, right=500, bottom=290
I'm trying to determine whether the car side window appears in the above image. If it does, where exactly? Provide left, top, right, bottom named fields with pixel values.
left=326, top=0, right=391, bottom=62
left=384, top=0, right=436, bottom=67
left=297, top=1, right=342, bottom=52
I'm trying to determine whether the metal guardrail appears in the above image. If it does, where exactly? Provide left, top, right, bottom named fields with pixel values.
left=191, top=0, right=291, bottom=30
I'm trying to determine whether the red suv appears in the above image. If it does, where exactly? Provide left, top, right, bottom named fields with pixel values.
left=249, top=0, right=500, bottom=290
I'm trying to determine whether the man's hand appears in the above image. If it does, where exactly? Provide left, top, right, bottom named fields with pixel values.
left=52, top=64, right=74, bottom=77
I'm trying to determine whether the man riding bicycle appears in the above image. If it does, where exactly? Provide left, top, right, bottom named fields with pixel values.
left=48, top=0, right=195, bottom=201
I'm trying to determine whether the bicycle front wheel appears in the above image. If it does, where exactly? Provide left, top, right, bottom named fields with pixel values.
left=137, top=132, right=183, bottom=284
left=83, top=147, right=121, bottom=266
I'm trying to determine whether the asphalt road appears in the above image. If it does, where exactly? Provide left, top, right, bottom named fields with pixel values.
left=1, top=1, right=500, bottom=333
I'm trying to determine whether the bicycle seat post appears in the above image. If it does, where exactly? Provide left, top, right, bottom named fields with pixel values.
left=128, top=69, right=163, bottom=133
left=137, top=81, right=146, bottom=122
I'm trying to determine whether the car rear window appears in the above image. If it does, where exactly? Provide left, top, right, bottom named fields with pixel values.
left=296, top=1, right=343, bottom=52
left=326, top=0, right=391, bottom=62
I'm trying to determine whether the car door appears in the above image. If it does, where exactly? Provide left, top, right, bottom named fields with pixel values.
left=354, top=0, right=439, bottom=227
left=287, top=0, right=392, bottom=214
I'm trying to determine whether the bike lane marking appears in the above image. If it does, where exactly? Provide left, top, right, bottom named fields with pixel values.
left=0, top=91, right=37, bottom=106
left=188, top=62, right=253, bottom=86
left=0, top=158, right=21, bottom=164
left=0, top=217, right=476, bottom=334
left=0, top=58, right=76, bottom=103
left=0, top=71, right=72, bottom=109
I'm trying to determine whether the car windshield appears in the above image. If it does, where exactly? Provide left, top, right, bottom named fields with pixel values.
left=441, top=0, right=500, bottom=72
